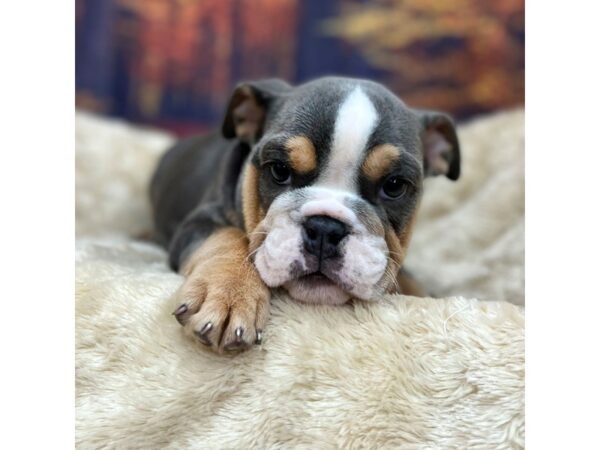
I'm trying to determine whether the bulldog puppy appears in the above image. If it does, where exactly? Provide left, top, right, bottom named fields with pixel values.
left=150, top=77, right=460, bottom=353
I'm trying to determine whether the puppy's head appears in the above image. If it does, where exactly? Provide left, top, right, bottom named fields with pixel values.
left=223, top=77, right=460, bottom=304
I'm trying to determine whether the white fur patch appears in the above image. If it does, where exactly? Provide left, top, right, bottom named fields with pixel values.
left=254, top=214, right=305, bottom=287
left=337, top=235, right=388, bottom=300
left=320, top=86, right=378, bottom=190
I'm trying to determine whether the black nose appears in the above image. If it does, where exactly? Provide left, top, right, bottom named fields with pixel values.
left=302, top=215, right=349, bottom=260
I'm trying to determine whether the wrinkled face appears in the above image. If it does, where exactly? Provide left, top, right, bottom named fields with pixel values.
left=230, top=78, right=459, bottom=305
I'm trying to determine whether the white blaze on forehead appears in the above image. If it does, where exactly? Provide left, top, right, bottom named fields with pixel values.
left=320, top=86, right=379, bottom=189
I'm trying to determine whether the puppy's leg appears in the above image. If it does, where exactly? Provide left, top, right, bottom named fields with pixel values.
left=172, top=227, right=270, bottom=353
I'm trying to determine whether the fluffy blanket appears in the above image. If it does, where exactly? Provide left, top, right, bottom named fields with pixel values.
left=75, top=109, right=525, bottom=449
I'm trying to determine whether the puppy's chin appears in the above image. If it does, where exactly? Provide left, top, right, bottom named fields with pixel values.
left=284, top=275, right=350, bottom=305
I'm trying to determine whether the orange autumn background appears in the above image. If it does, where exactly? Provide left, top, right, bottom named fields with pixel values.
left=76, top=0, right=524, bottom=136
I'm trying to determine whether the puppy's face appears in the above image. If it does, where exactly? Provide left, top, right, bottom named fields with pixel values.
left=223, top=77, right=460, bottom=305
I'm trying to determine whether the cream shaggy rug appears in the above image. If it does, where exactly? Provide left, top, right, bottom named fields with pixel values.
left=75, top=109, right=525, bottom=449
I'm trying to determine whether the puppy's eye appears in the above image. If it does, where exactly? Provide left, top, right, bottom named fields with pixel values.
left=269, top=162, right=292, bottom=185
left=380, top=176, right=410, bottom=199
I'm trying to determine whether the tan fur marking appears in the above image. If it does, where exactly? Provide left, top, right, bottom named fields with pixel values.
left=362, top=144, right=401, bottom=181
left=286, top=136, right=317, bottom=174
left=241, top=164, right=265, bottom=233
left=178, top=227, right=270, bottom=353
left=385, top=229, right=405, bottom=272
left=382, top=210, right=420, bottom=295
left=182, top=228, right=247, bottom=276
left=398, top=210, right=417, bottom=250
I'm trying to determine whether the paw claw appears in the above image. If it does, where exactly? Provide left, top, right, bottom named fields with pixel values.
left=200, top=322, right=213, bottom=334
left=222, top=327, right=247, bottom=352
left=172, top=304, right=188, bottom=316
left=173, top=304, right=189, bottom=325
left=194, top=322, right=213, bottom=346
left=255, top=329, right=263, bottom=345
left=235, top=327, right=243, bottom=339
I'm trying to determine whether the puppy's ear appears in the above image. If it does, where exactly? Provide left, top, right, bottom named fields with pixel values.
left=222, top=79, right=291, bottom=144
left=416, top=110, right=461, bottom=181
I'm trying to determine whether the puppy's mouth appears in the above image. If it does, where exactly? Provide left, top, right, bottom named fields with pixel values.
left=283, top=267, right=352, bottom=305
left=298, top=271, right=334, bottom=286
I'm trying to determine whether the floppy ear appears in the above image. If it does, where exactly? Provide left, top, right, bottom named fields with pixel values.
left=417, top=110, right=461, bottom=180
left=222, top=79, right=291, bottom=144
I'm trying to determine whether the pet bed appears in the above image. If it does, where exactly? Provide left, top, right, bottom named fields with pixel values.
left=75, top=109, right=524, bottom=448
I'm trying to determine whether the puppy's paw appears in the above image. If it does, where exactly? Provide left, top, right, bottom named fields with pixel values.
left=172, top=270, right=270, bottom=353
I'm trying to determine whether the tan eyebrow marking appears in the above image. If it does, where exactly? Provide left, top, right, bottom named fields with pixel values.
left=362, top=144, right=402, bottom=181
left=285, top=136, right=317, bottom=174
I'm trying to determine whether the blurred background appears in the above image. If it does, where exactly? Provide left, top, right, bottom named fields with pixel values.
left=76, top=0, right=524, bottom=137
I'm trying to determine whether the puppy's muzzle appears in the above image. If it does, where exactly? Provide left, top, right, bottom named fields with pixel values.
left=301, top=215, right=349, bottom=261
